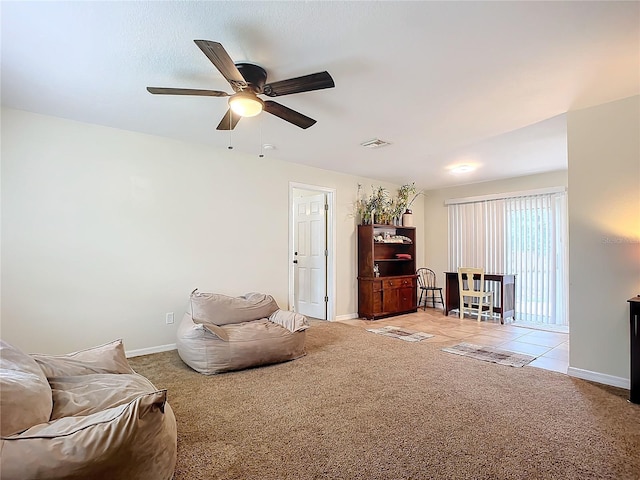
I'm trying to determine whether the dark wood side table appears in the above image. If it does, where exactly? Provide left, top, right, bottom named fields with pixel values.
left=628, top=297, right=640, bottom=404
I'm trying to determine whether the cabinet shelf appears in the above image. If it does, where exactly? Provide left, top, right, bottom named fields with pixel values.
left=374, top=258, right=413, bottom=262
left=374, top=241, right=413, bottom=245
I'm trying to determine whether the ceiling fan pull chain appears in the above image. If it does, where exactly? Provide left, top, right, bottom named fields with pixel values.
left=228, top=114, right=233, bottom=150
left=259, top=117, right=264, bottom=158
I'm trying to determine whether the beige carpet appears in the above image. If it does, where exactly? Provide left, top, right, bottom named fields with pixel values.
left=129, top=320, right=640, bottom=480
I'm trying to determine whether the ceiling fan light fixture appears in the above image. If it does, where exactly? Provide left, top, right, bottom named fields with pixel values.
left=229, top=92, right=264, bottom=117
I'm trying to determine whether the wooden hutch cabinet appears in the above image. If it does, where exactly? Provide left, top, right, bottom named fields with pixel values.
left=357, top=224, right=418, bottom=319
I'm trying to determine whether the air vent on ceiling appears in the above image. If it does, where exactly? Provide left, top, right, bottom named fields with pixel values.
left=360, top=138, right=392, bottom=149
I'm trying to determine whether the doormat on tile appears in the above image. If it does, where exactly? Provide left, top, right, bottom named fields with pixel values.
left=442, top=342, right=536, bottom=367
left=366, top=326, right=433, bottom=342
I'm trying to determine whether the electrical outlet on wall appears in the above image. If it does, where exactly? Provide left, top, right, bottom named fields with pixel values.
left=165, top=312, right=174, bottom=325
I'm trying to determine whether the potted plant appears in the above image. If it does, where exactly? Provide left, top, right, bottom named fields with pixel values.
left=369, top=185, right=391, bottom=224
left=396, top=182, right=423, bottom=226
left=355, top=184, right=373, bottom=224
left=355, top=183, right=422, bottom=225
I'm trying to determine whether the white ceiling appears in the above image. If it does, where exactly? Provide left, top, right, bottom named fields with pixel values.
left=2, top=1, right=638, bottom=190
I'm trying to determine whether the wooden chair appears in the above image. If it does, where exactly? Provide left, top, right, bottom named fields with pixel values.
left=457, top=267, right=494, bottom=321
left=416, top=268, right=444, bottom=310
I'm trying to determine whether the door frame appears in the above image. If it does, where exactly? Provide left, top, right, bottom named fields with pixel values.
left=288, top=182, right=336, bottom=321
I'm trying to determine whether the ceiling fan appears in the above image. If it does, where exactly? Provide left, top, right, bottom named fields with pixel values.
left=147, top=40, right=335, bottom=130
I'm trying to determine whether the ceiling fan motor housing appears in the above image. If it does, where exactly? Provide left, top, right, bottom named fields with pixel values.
left=235, top=63, right=267, bottom=93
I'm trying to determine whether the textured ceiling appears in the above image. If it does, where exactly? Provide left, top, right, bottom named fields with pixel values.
left=2, top=1, right=638, bottom=190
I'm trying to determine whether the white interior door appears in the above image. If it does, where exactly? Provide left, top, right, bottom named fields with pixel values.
left=294, top=192, right=327, bottom=319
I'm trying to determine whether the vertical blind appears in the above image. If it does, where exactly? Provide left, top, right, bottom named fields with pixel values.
left=448, top=189, right=568, bottom=326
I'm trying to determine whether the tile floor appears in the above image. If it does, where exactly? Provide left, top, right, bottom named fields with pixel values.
left=337, top=307, right=569, bottom=374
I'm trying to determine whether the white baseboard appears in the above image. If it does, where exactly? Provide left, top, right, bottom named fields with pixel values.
left=126, top=343, right=176, bottom=358
left=567, top=367, right=630, bottom=390
left=333, top=313, right=359, bottom=322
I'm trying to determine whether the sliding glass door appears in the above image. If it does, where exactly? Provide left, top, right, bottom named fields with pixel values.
left=448, top=189, right=568, bottom=327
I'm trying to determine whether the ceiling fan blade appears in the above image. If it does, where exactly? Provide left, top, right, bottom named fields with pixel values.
left=263, top=101, right=316, bottom=129
left=194, top=40, right=247, bottom=91
left=216, top=109, right=242, bottom=130
left=147, top=87, right=229, bottom=97
left=263, top=71, right=334, bottom=97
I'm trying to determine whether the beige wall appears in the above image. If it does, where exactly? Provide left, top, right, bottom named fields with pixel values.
left=567, top=95, right=640, bottom=384
left=422, top=170, right=569, bottom=286
left=1, top=108, right=424, bottom=354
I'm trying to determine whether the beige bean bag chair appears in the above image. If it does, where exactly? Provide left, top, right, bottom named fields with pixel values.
left=177, top=290, right=309, bottom=374
left=0, top=339, right=177, bottom=480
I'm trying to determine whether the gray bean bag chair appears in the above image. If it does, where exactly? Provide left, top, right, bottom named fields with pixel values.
left=177, top=290, right=309, bottom=374
left=0, top=339, right=177, bottom=480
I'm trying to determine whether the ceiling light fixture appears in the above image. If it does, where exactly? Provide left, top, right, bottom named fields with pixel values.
left=229, top=92, right=265, bottom=117
left=451, top=164, right=475, bottom=174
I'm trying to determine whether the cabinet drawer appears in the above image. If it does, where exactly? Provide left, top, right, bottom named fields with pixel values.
left=383, top=279, right=398, bottom=289
left=384, top=277, right=415, bottom=289
left=399, top=277, right=415, bottom=288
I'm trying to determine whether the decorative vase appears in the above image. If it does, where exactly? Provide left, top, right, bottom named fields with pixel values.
left=402, top=209, right=413, bottom=227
